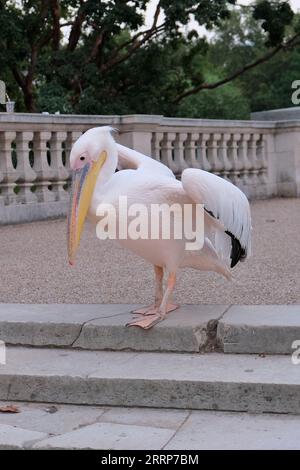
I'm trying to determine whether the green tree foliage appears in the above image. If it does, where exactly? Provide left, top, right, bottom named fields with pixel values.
left=177, top=77, right=250, bottom=120
left=0, top=0, right=298, bottom=118
left=253, top=0, right=294, bottom=46
left=208, top=7, right=300, bottom=115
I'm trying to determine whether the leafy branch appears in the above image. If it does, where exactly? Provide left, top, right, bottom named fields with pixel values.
left=174, top=31, right=300, bottom=103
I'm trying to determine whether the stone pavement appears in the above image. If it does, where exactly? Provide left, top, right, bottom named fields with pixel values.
left=1, top=198, right=300, bottom=305
left=0, top=402, right=299, bottom=450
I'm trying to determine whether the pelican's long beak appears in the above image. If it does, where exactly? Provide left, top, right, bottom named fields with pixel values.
left=67, top=151, right=107, bottom=265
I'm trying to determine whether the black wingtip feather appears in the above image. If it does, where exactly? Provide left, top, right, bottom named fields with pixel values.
left=225, top=230, right=246, bottom=268
left=204, top=208, right=246, bottom=268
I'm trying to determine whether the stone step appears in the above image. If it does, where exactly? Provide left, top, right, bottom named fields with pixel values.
left=217, top=305, right=300, bottom=354
left=0, top=401, right=300, bottom=450
left=0, top=304, right=227, bottom=353
left=0, top=304, right=299, bottom=354
left=0, top=346, right=299, bottom=414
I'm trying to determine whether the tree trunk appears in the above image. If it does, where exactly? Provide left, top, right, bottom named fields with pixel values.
left=23, top=84, right=37, bottom=112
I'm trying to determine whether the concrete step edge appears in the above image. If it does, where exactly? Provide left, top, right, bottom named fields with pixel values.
left=0, top=346, right=299, bottom=414
left=217, top=305, right=300, bottom=354
left=1, top=304, right=300, bottom=354
left=0, top=304, right=228, bottom=353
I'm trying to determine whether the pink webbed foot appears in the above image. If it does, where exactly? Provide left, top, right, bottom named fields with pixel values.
left=132, top=305, right=158, bottom=316
left=132, top=303, right=179, bottom=316
left=127, top=303, right=180, bottom=330
left=126, top=313, right=163, bottom=330
left=163, top=303, right=179, bottom=314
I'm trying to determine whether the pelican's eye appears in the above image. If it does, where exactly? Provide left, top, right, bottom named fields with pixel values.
left=73, top=153, right=90, bottom=170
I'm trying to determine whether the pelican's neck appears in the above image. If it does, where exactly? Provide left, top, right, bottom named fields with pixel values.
left=89, top=143, right=118, bottom=218
left=95, top=149, right=118, bottom=193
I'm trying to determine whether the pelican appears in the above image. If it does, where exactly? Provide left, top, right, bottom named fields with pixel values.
left=68, top=126, right=251, bottom=329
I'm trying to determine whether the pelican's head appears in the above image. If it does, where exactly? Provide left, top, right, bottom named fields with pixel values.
left=67, top=126, right=116, bottom=265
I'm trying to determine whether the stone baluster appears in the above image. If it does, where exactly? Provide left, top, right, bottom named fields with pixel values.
left=238, top=133, right=251, bottom=185
left=248, top=134, right=260, bottom=185
left=207, top=133, right=222, bottom=176
left=173, top=133, right=188, bottom=176
left=257, top=135, right=268, bottom=183
left=218, top=133, right=232, bottom=180
left=0, top=131, right=17, bottom=205
left=198, top=133, right=211, bottom=172
left=151, top=132, right=163, bottom=163
left=228, top=133, right=241, bottom=184
left=50, top=131, right=69, bottom=201
left=160, top=133, right=177, bottom=174
left=0, top=151, right=3, bottom=208
left=32, top=131, right=56, bottom=203
left=15, top=132, right=37, bottom=203
left=184, top=133, right=200, bottom=168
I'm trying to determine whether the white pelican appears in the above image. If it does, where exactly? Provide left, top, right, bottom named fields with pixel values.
left=68, top=126, right=251, bottom=329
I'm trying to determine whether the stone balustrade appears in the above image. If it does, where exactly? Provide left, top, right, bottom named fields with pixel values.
left=0, top=111, right=299, bottom=224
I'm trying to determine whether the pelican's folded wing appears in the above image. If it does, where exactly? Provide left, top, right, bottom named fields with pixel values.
left=181, top=168, right=251, bottom=267
left=116, top=143, right=175, bottom=179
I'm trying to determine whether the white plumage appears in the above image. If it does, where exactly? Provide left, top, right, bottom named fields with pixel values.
left=68, top=127, right=252, bottom=329
left=181, top=168, right=251, bottom=263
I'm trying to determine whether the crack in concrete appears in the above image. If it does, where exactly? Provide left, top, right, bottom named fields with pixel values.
left=199, top=305, right=233, bottom=352
left=23, top=434, right=50, bottom=450
left=219, top=304, right=233, bottom=321
left=6, top=381, right=12, bottom=401
left=69, top=310, right=132, bottom=348
left=161, top=410, right=192, bottom=450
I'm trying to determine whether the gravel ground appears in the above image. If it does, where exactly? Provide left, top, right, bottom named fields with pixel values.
left=0, top=198, right=299, bottom=305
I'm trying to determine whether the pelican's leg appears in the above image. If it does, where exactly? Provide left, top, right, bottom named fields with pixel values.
left=127, top=272, right=179, bottom=329
left=132, top=265, right=163, bottom=315
left=158, top=272, right=179, bottom=319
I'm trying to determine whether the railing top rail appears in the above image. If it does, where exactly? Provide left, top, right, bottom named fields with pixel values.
left=0, top=113, right=120, bottom=125
left=1, top=113, right=300, bottom=133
